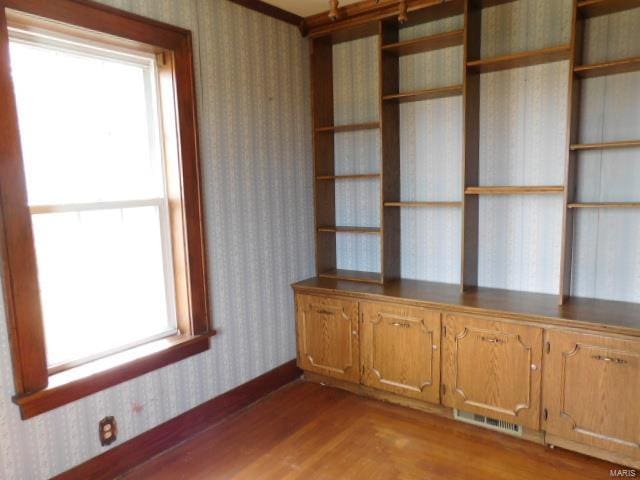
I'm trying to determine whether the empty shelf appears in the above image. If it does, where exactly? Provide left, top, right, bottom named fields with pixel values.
left=318, top=269, right=383, bottom=284
left=317, top=226, right=381, bottom=234
left=465, top=186, right=564, bottom=195
left=568, top=202, right=640, bottom=209
left=383, top=85, right=463, bottom=103
left=571, top=140, right=640, bottom=151
left=384, top=201, right=463, bottom=207
left=316, top=174, right=380, bottom=181
left=467, top=45, right=572, bottom=73
left=574, top=56, right=640, bottom=78
left=382, top=29, right=464, bottom=56
left=315, top=122, right=380, bottom=133
left=471, top=0, right=518, bottom=7
left=577, top=0, right=640, bottom=18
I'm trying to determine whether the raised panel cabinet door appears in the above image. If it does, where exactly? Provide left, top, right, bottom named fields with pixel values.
left=360, top=302, right=441, bottom=404
left=295, top=294, right=360, bottom=382
left=543, top=330, right=640, bottom=460
left=442, top=314, right=543, bottom=430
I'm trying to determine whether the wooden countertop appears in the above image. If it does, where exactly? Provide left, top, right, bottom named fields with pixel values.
left=292, top=277, right=640, bottom=337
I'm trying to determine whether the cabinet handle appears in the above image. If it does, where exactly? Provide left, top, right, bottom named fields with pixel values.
left=481, top=336, right=504, bottom=344
left=315, top=308, right=334, bottom=315
left=390, top=322, right=410, bottom=328
left=592, top=355, right=628, bottom=365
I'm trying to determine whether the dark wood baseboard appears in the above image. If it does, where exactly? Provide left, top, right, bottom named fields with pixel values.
left=53, top=359, right=301, bottom=480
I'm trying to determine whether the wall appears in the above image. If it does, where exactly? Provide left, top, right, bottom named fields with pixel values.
left=0, top=1, right=314, bottom=478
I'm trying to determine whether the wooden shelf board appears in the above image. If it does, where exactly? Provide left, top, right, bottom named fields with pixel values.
left=577, top=0, right=640, bottom=18
left=315, top=122, right=380, bottom=133
left=574, top=56, right=640, bottom=78
left=381, top=29, right=464, bottom=57
left=384, top=201, right=463, bottom=207
left=316, top=174, right=381, bottom=181
left=383, top=85, right=463, bottom=103
left=470, top=0, right=519, bottom=8
left=465, top=186, right=565, bottom=195
left=568, top=202, right=640, bottom=209
left=317, top=226, right=381, bottom=234
left=467, top=45, right=572, bottom=73
left=571, top=140, right=640, bottom=151
left=293, top=277, right=640, bottom=337
left=318, top=269, right=383, bottom=285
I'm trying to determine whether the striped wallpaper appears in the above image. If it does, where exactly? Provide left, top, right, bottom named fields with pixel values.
left=0, top=1, right=314, bottom=478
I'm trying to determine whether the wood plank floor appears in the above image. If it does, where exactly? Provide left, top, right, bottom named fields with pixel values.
left=123, top=380, right=619, bottom=479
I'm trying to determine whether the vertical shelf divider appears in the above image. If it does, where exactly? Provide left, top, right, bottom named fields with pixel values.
left=558, top=0, right=583, bottom=304
left=311, top=36, right=337, bottom=276
left=461, top=0, right=481, bottom=290
left=380, top=20, right=401, bottom=282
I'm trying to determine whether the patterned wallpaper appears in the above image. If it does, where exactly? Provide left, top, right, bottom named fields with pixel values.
left=0, top=1, right=314, bottom=478
left=571, top=6, right=640, bottom=302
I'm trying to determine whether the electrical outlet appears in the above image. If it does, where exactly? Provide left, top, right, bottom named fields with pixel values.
left=99, top=416, right=117, bottom=446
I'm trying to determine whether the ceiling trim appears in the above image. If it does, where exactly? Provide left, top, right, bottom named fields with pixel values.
left=227, top=0, right=305, bottom=30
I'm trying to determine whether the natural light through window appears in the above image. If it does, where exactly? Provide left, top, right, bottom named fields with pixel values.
left=9, top=28, right=178, bottom=371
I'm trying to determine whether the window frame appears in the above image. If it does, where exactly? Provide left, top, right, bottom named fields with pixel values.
left=0, top=0, right=213, bottom=420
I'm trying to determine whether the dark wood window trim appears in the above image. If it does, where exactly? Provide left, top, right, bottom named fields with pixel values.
left=0, top=0, right=213, bottom=419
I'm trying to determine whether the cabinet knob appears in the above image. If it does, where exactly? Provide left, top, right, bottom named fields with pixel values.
left=352, top=330, right=358, bottom=337
left=432, top=344, right=438, bottom=350
left=531, top=364, right=538, bottom=371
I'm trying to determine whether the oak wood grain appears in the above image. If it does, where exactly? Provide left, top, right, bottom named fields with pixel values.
left=122, top=381, right=618, bottom=479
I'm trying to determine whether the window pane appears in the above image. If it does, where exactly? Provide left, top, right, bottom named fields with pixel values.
left=31, top=207, right=175, bottom=367
left=9, top=40, right=163, bottom=205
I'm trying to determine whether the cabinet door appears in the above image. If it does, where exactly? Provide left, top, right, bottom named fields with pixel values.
left=361, top=302, right=441, bottom=403
left=296, top=294, right=360, bottom=383
left=442, top=314, right=543, bottom=429
left=543, top=330, right=640, bottom=460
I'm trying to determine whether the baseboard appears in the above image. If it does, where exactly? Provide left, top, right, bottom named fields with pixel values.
left=54, top=359, right=301, bottom=480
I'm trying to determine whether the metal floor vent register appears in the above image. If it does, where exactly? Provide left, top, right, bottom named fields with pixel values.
left=454, top=410, right=523, bottom=437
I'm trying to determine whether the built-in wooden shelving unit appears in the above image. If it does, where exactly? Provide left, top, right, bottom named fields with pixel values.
left=309, top=0, right=640, bottom=304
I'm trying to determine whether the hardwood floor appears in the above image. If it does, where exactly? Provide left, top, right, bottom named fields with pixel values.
left=123, top=380, right=618, bottom=479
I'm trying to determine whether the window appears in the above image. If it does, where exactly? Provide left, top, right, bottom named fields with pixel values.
left=0, top=1, right=211, bottom=419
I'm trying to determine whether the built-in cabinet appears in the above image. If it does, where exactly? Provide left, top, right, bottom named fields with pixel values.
left=296, top=294, right=360, bottom=382
left=361, top=302, right=441, bottom=403
left=441, top=314, right=543, bottom=430
left=293, top=286, right=640, bottom=468
left=543, top=330, right=640, bottom=461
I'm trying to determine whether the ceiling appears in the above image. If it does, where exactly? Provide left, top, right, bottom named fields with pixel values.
left=262, top=0, right=362, bottom=18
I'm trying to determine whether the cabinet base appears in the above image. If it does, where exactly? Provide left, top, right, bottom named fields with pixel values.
left=545, top=434, right=639, bottom=470
left=302, top=371, right=545, bottom=445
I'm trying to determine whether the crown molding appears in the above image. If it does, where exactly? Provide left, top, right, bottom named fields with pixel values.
left=302, top=0, right=462, bottom=38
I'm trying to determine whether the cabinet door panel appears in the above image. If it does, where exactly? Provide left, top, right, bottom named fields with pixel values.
left=442, top=314, right=543, bottom=429
left=296, top=294, right=359, bottom=382
left=543, top=330, right=640, bottom=460
left=361, top=302, right=441, bottom=403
